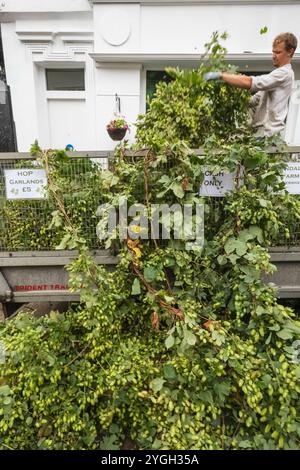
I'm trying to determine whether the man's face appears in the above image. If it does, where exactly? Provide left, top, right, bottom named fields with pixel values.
left=272, top=41, right=293, bottom=67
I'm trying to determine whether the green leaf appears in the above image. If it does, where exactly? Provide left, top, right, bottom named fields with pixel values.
left=248, top=225, right=264, bottom=243
left=285, top=320, right=300, bottom=335
left=131, top=278, right=141, bottom=296
left=217, top=255, right=227, bottom=265
left=0, top=385, right=10, bottom=396
left=163, top=364, right=177, bottom=380
left=241, top=266, right=260, bottom=283
left=211, top=330, right=225, bottom=346
left=256, top=306, right=265, bottom=316
left=185, top=330, right=197, bottom=346
left=235, top=240, right=247, bottom=256
left=49, top=311, right=59, bottom=321
left=269, top=325, right=280, bottom=332
left=100, top=434, right=120, bottom=451
left=164, top=257, right=175, bottom=267
left=165, top=334, right=175, bottom=349
left=3, top=397, right=12, bottom=405
left=258, top=198, right=268, bottom=208
left=158, top=175, right=170, bottom=184
left=276, top=329, right=293, bottom=340
left=239, top=229, right=254, bottom=242
left=295, top=366, right=300, bottom=379
left=150, top=377, right=166, bottom=393
left=260, top=26, right=268, bottom=35
left=224, top=238, right=236, bottom=254
left=243, top=156, right=261, bottom=169
left=228, top=254, right=238, bottom=264
left=46, top=354, right=56, bottom=367
left=56, top=233, right=72, bottom=250
left=239, top=226, right=263, bottom=243
left=213, top=381, right=231, bottom=403
left=109, top=424, right=120, bottom=434
left=82, top=431, right=97, bottom=447
left=239, top=440, right=252, bottom=448
left=198, top=390, right=213, bottom=405
left=101, top=171, right=119, bottom=189
left=171, top=182, right=184, bottom=199
left=152, top=439, right=163, bottom=450
left=144, top=266, right=158, bottom=282
left=49, top=211, right=63, bottom=229
left=85, top=294, right=98, bottom=309
left=224, top=238, right=247, bottom=256
left=262, top=374, right=272, bottom=386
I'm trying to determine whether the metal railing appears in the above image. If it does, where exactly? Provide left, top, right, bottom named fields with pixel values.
left=0, top=151, right=110, bottom=251
left=1, top=147, right=300, bottom=252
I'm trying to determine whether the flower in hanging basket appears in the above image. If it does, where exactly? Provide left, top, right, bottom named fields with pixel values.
left=106, top=117, right=129, bottom=141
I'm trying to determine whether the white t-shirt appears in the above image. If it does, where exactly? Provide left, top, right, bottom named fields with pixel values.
left=250, top=64, right=294, bottom=137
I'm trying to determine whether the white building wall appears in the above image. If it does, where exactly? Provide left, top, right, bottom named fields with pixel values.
left=93, top=4, right=142, bottom=148
left=93, top=4, right=140, bottom=53
left=1, top=1, right=300, bottom=150
left=1, top=21, right=40, bottom=150
left=140, top=4, right=300, bottom=54
left=95, top=65, right=141, bottom=149
left=1, top=12, right=95, bottom=151
left=0, top=0, right=90, bottom=13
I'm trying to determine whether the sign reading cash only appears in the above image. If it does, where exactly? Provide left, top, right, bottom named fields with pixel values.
left=199, top=167, right=237, bottom=197
left=4, top=169, right=47, bottom=200
left=199, top=163, right=300, bottom=196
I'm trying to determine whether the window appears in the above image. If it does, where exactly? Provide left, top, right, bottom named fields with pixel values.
left=146, top=71, right=172, bottom=109
left=46, top=69, right=85, bottom=91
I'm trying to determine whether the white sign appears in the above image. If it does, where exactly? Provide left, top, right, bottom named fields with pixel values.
left=199, top=168, right=236, bottom=197
left=4, top=169, right=47, bottom=200
left=199, top=163, right=300, bottom=197
left=283, top=163, right=300, bottom=194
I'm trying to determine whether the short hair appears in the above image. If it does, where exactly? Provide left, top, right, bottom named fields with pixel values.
left=273, top=33, right=298, bottom=53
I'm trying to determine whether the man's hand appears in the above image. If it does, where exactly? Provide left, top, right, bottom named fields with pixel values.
left=204, top=72, right=222, bottom=81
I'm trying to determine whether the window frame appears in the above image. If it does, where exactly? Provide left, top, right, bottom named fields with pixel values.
left=45, top=68, right=85, bottom=92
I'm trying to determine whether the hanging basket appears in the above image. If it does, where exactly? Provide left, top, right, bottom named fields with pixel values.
left=107, top=127, right=127, bottom=141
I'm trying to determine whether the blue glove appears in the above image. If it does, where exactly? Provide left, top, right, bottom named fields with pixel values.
left=204, top=72, right=222, bottom=81
left=65, top=144, right=74, bottom=151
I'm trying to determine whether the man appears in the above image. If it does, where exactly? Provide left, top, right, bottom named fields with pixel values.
left=204, top=33, right=298, bottom=138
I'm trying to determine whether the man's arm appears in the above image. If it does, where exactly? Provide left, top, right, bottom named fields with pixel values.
left=250, top=68, right=290, bottom=93
left=204, top=71, right=252, bottom=89
left=221, top=73, right=252, bottom=90
left=204, top=68, right=290, bottom=92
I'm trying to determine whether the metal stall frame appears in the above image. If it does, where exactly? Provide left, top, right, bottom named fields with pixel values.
left=1, top=147, right=300, bottom=311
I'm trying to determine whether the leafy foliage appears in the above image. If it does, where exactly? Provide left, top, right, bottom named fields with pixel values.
left=135, top=32, right=250, bottom=151
left=0, top=32, right=300, bottom=450
left=260, top=26, right=268, bottom=35
left=107, top=118, right=129, bottom=130
left=0, top=147, right=105, bottom=251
